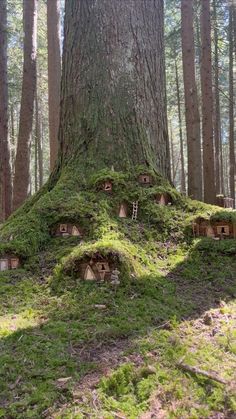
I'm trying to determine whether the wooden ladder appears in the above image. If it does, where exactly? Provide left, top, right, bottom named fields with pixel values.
left=132, top=201, right=138, bottom=220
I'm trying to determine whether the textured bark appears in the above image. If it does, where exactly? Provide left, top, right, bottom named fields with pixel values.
left=10, top=105, right=16, bottom=174
left=13, top=0, right=37, bottom=210
left=169, top=123, right=175, bottom=184
left=181, top=0, right=202, bottom=200
left=35, top=85, right=43, bottom=188
left=229, top=6, right=235, bottom=204
left=0, top=0, right=12, bottom=220
left=59, top=0, right=170, bottom=178
left=175, top=59, right=186, bottom=194
left=47, top=0, right=61, bottom=171
left=213, top=0, right=222, bottom=195
left=200, top=0, right=216, bottom=204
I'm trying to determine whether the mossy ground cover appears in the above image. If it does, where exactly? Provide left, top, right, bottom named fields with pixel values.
left=0, top=239, right=235, bottom=418
left=0, top=168, right=236, bottom=418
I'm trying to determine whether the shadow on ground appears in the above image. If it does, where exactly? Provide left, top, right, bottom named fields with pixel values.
left=0, top=238, right=236, bottom=417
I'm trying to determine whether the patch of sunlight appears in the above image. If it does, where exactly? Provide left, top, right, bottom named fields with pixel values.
left=0, top=309, right=44, bottom=338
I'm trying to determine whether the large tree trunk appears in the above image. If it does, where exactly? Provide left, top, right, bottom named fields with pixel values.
left=0, top=0, right=12, bottom=220
left=229, top=5, right=235, bottom=205
left=181, top=0, right=202, bottom=201
left=58, top=0, right=170, bottom=178
left=213, top=0, right=222, bottom=196
left=13, top=0, right=37, bottom=210
left=200, top=0, right=216, bottom=204
left=47, top=0, right=61, bottom=171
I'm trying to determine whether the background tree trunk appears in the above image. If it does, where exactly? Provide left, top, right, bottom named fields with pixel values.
left=35, top=82, right=43, bottom=189
left=58, top=0, right=170, bottom=178
left=0, top=0, right=12, bottom=220
left=213, top=0, right=222, bottom=195
left=200, top=0, right=216, bottom=204
left=13, top=0, right=37, bottom=210
left=228, top=5, right=235, bottom=204
left=47, top=0, right=61, bottom=171
left=175, top=59, right=186, bottom=194
left=181, top=0, right=202, bottom=200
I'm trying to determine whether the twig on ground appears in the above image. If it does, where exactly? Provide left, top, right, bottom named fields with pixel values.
left=177, top=361, right=228, bottom=385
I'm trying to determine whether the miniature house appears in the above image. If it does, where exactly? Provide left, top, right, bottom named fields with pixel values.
left=138, top=174, right=153, bottom=186
left=214, top=222, right=231, bottom=238
left=155, top=193, right=172, bottom=206
left=223, top=198, right=234, bottom=209
left=52, top=223, right=83, bottom=238
left=0, top=259, right=8, bottom=271
left=82, top=259, right=111, bottom=281
left=118, top=202, right=129, bottom=218
left=103, top=180, right=113, bottom=192
left=192, top=218, right=236, bottom=239
left=216, top=195, right=234, bottom=209
left=84, top=265, right=96, bottom=281
left=76, top=253, right=120, bottom=282
left=0, top=255, right=20, bottom=271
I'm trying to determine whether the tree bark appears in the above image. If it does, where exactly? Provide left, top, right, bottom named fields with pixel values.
left=213, top=0, right=222, bottom=196
left=0, top=0, right=12, bottom=220
left=200, top=0, right=216, bottom=204
left=229, top=5, right=235, bottom=205
left=13, top=0, right=37, bottom=210
left=58, top=0, right=170, bottom=178
left=35, top=80, right=43, bottom=189
left=175, top=59, right=186, bottom=194
left=47, top=0, right=61, bottom=171
left=181, top=0, right=202, bottom=201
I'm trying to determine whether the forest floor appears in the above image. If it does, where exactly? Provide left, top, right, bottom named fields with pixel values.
left=0, top=238, right=236, bottom=419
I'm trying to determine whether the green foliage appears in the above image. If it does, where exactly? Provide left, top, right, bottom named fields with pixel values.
left=0, top=166, right=236, bottom=417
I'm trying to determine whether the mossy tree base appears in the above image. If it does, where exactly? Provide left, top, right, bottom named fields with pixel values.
left=0, top=166, right=235, bottom=282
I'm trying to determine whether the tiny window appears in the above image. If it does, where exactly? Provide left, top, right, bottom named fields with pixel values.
left=104, top=181, right=112, bottom=191
left=60, top=224, right=68, bottom=233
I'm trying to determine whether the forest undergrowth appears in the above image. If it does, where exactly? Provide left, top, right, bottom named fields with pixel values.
left=0, top=169, right=236, bottom=418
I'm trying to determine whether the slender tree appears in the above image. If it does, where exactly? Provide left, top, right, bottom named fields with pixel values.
left=0, top=0, right=12, bottom=220
left=47, top=0, right=61, bottom=171
left=174, top=59, right=186, bottom=194
left=228, top=5, right=235, bottom=204
left=13, top=0, right=37, bottom=210
left=35, top=80, right=43, bottom=189
left=181, top=0, right=202, bottom=200
left=200, top=0, right=216, bottom=204
left=213, top=0, right=222, bottom=195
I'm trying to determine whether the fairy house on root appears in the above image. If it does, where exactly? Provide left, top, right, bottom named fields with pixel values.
left=192, top=217, right=236, bottom=239
left=138, top=173, right=153, bottom=187
left=102, top=180, right=113, bottom=193
left=51, top=223, right=83, bottom=238
left=0, top=255, right=21, bottom=271
left=77, top=253, right=119, bottom=282
left=62, top=248, right=129, bottom=283
left=216, top=195, right=234, bottom=209
left=155, top=192, right=172, bottom=206
left=118, top=202, right=130, bottom=218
